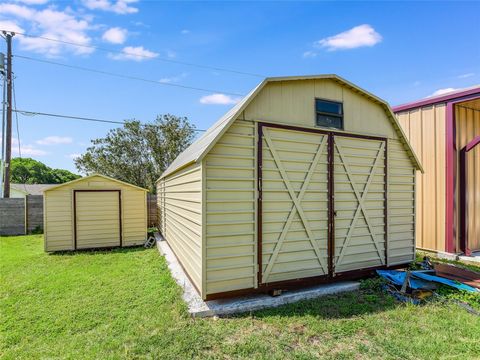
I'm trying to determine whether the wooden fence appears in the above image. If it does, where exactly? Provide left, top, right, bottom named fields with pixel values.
left=147, top=194, right=157, bottom=228
left=0, top=194, right=158, bottom=236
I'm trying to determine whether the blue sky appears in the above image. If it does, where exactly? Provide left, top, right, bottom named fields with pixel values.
left=0, top=0, right=479, bottom=173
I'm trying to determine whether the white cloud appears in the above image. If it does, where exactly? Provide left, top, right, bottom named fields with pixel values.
left=0, top=4, right=94, bottom=57
left=14, top=0, right=49, bottom=4
left=200, top=93, right=241, bottom=105
left=110, top=46, right=159, bottom=61
left=315, top=24, right=382, bottom=51
left=159, top=72, right=188, bottom=84
left=102, top=27, right=127, bottom=44
left=16, top=144, right=48, bottom=156
left=66, top=153, right=81, bottom=159
left=166, top=49, right=176, bottom=59
left=302, top=50, right=317, bottom=58
left=0, top=19, right=25, bottom=34
left=0, top=3, right=35, bottom=18
left=429, top=88, right=459, bottom=97
left=458, top=73, right=475, bottom=79
left=83, top=0, right=139, bottom=14
left=5, top=138, right=49, bottom=156
left=181, top=29, right=190, bottom=35
left=36, top=136, right=73, bottom=145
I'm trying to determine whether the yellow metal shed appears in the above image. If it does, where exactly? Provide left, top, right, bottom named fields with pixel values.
left=158, top=75, right=422, bottom=300
left=44, top=174, right=148, bottom=252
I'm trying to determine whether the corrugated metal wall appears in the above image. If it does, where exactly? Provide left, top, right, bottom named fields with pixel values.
left=158, top=163, right=203, bottom=293
left=388, top=139, right=416, bottom=264
left=456, top=104, right=480, bottom=251
left=397, top=105, right=446, bottom=252
left=44, top=175, right=147, bottom=251
left=204, top=119, right=257, bottom=296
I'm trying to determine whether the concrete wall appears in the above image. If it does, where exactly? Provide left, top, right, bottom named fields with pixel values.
left=26, top=195, right=44, bottom=233
left=0, top=198, right=25, bottom=235
left=0, top=196, right=44, bottom=236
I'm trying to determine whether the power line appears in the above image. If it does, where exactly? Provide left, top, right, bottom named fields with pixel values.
left=13, top=108, right=207, bottom=132
left=5, top=30, right=264, bottom=78
left=15, top=54, right=246, bottom=97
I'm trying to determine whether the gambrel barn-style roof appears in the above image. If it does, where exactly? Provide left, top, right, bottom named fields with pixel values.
left=160, top=74, right=422, bottom=179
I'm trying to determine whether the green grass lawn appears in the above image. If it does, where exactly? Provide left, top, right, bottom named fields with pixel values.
left=1, top=235, right=479, bottom=360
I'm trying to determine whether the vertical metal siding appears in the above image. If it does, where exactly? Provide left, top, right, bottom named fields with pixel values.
left=397, top=106, right=446, bottom=252
left=244, top=79, right=396, bottom=139
left=456, top=105, right=480, bottom=251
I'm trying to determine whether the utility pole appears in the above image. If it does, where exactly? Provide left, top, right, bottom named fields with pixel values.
left=0, top=52, right=5, bottom=198
left=3, top=32, right=13, bottom=198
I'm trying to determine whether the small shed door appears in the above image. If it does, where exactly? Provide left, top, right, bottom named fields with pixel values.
left=260, top=125, right=329, bottom=284
left=333, top=136, right=386, bottom=273
left=75, top=190, right=121, bottom=249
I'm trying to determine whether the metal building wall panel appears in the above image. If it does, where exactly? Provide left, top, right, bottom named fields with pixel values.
left=204, top=120, right=257, bottom=296
left=159, top=162, right=203, bottom=294
left=396, top=105, right=446, bottom=252
left=456, top=105, right=480, bottom=251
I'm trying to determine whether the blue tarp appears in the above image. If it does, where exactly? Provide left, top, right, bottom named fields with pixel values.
left=376, top=270, right=433, bottom=290
left=376, top=270, right=479, bottom=293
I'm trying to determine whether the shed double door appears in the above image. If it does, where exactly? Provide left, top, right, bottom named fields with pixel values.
left=74, top=190, right=122, bottom=249
left=259, top=124, right=386, bottom=285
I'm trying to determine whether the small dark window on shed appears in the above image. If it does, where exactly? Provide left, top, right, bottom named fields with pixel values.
left=315, top=99, right=343, bottom=129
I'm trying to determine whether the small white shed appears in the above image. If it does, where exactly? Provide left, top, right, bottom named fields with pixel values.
left=44, top=174, right=148, bottom=252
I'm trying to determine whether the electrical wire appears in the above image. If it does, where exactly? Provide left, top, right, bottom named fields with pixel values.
left=15, top=55, right=246, bottom=97
left=13, top=108, right=207, bottom=132
left=4, top=30, right=264, bottom=78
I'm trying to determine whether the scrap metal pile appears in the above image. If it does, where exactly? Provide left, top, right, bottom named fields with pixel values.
left=376, top=257, right=480, bottom=310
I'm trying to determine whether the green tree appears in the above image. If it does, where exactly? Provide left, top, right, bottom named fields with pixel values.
left=74, top=114, right=196, bottom=192
left=11, top=158, right=81, bottom=184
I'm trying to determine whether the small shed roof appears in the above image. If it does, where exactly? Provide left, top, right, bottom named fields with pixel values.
left=160, top=74, right=423, bottom=179
left=44, top=173, right=148, bottom=192
left=11, top=183, right=57, bottom=195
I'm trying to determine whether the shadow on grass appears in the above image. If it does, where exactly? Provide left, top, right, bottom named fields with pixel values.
left=49, top=245, right=149, bottom=256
